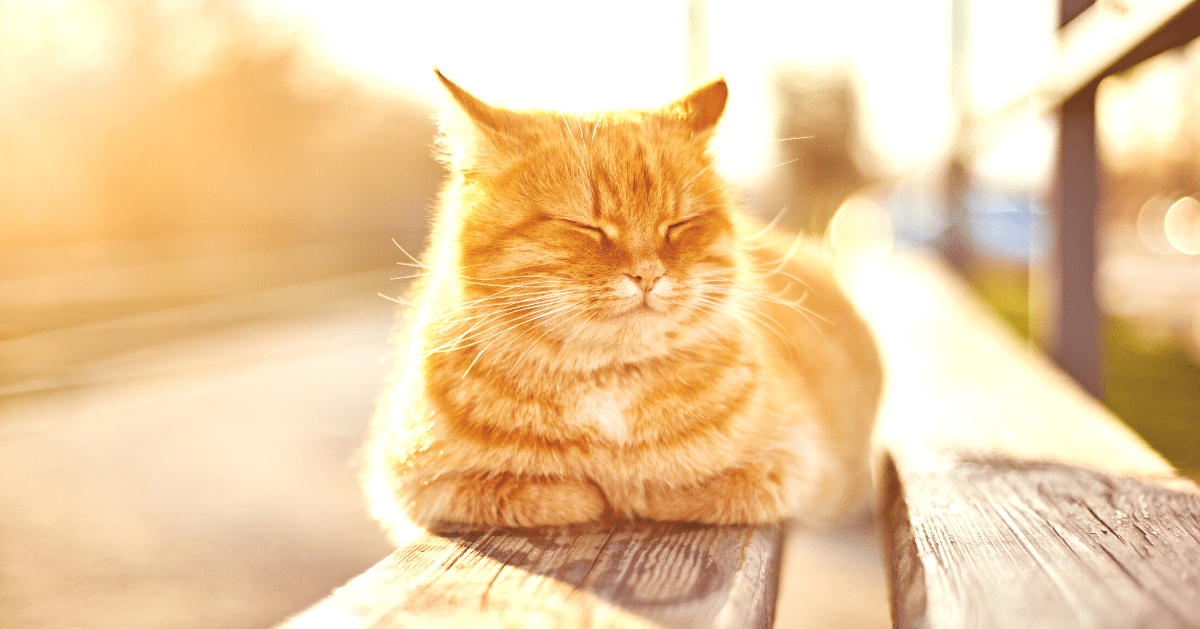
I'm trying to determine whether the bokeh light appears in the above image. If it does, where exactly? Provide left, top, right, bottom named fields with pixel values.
left=828, top=194, right=894, bottom=266
left=1164, top=197, right=1200, bottom=255
left=1136, top=196, right=1174, bottom=254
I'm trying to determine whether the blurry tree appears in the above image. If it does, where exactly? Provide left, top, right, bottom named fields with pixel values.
left=0, top=0, right=441, bottom=248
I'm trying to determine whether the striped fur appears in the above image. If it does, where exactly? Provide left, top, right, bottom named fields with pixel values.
left=363, top=72, right=882, bottom=536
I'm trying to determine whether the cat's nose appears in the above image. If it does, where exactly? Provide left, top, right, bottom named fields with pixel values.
left=626, top=263, right=665, bottom=293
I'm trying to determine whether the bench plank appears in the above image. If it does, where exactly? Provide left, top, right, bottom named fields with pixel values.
left=880, top=455, right=1200, bottom=628
left=846, top=253, right=1200, bottom=629
left=277, top=522, right=782, bottom=629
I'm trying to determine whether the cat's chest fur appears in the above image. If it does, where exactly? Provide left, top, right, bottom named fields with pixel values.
left=538, top=351, right=747, bottom=445
left=563, top=384, right=636, bottom=443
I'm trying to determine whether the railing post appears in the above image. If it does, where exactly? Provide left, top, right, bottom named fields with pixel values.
left=941, top=0, right=971, bottom=273
left=940, top=155, right=972, bottom=272
left=1050, top=80, right=1102, bottom=397
left=1049, top=0, right=1102, bottom=397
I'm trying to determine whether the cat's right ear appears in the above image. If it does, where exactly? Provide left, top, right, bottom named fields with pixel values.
left=678, top=78, right=728, bottom=135
left=433, top=68, right=522, bottom=175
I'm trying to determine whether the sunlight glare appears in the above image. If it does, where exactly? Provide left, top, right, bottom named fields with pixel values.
left=237, top=0, right=1055, bottom=189
left=0, top=0, right=122, bottom=86
left=250, top=0, right=688, bottom=110
left=245, top=0, right=967, bottom=181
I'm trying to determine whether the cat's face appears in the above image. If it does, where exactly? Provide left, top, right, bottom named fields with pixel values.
left=438, top=73, right=739, bottom=349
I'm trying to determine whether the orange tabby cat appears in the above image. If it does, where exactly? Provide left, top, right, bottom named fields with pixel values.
left=363, top=70, right=882, bottom=536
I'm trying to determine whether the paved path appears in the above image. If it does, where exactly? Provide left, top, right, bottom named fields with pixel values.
left=0, top=272, right=398, bottom=629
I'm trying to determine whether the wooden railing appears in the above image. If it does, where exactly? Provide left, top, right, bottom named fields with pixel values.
left=950, top=0, right=1200, bottom=395
left=850, top=254, right=1200, bottom=628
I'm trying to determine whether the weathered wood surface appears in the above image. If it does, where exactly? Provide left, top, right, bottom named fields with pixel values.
left=880, top=455, right=1200, bottom=629
left=277, top=522, right=782, bottom=629
left=846, top=253, right=1200, bottom=629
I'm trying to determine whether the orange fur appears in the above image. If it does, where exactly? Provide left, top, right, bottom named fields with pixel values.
left=363, top=71, right=882, bottom=536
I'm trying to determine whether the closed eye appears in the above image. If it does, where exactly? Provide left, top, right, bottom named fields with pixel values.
left=559, top=219, right=608, bottom=242
left=665, top=219, right=691, bottom=243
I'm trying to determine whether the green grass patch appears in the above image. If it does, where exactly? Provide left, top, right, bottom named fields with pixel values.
left=970, top=262, right=1200, bottom=473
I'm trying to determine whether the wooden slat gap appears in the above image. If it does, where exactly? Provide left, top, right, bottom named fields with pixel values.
left=876, top=451, right=929, bottom=629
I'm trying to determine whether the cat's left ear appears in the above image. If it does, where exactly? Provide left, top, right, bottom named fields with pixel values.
left=435, top=68, right=521, bottom=135
left=433, top=68, right=527, bottom=175
left=678, top=78, right=728, bottom=135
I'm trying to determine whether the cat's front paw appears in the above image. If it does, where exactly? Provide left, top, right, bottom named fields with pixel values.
left=640, top=464, right=786, bottom=525
left=408, top=472, right=608, bottom=527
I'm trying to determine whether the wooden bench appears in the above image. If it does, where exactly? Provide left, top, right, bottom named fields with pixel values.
left=275, top=252, right=1200, bottom=628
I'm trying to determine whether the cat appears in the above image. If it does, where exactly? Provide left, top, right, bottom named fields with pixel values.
left=362, top=69, right=882, bottom=537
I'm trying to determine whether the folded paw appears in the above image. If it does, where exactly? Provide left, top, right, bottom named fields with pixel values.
left=640, top=464, right=786, bottom=524
left=406, top=471, right=608, bottom=527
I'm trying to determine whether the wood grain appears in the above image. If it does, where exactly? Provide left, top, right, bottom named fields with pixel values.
left=846, top=253, right=1200, bottom=629
left=880, top=453, right=1200, bottom=629
left=276, top=522, right=782, bottom=629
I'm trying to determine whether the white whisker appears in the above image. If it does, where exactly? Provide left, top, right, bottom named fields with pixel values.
left=695, top=158, right=800, bottom=198
left=425, top=296, right=566, bottom=356
left=682, top=160, right=716, bottom=191
left=590, top=112, right=605, bottom=143
left=390, top=239, right=426, bottom=268
left=461, top=302, right=577, bottom=378
left=747, top=206, right=790, bottom=242
left=378, top=293, right=413, bottom=306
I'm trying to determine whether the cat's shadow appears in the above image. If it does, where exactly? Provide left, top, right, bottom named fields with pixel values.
left=422, top=519, right=782, bottom=624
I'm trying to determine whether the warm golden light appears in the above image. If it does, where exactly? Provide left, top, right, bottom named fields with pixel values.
left=1164, top=197, right=1200, bottom=255
left=828, top=195, right=893, bottom=266
left=1097, top=51, right=1190, bottom=174
left=244, top=0, right=1001, bottom=181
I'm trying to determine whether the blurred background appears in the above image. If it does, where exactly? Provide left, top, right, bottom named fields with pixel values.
left=1, top=0, right=1198, bottom=627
